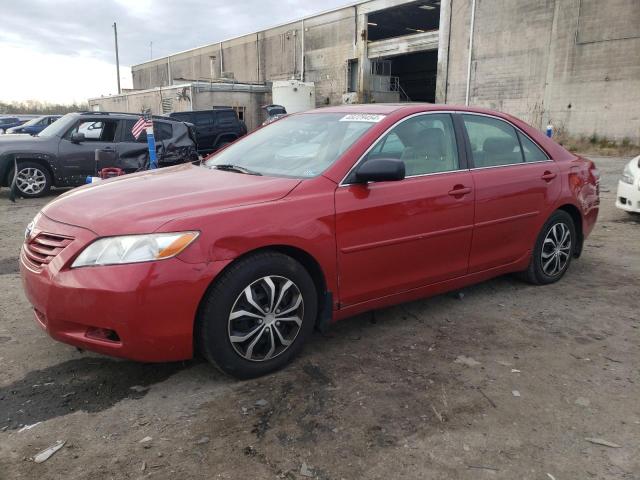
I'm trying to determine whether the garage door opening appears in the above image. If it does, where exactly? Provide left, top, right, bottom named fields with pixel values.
left=388, top=50, right=438, bottom=103
left=367, top=1, right=440, bottom=42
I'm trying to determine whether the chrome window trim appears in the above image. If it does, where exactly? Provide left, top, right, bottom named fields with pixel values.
left=340, top=111, right=462, bottom=187
left=459, top=112, right=551, bottom=166
left=470, top=159, right=554, bottom=171
left=339, top=110, right=552, bottom=186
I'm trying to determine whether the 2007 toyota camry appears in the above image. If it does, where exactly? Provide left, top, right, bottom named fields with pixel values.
left=20, top=104, right=600, bottom=378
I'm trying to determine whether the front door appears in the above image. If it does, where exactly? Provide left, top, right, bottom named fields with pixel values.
left=334, top=113, right=475, bottom=307
left=460, top=113, right=561, bottom=272
left=57, top=118, right=119, bottom=184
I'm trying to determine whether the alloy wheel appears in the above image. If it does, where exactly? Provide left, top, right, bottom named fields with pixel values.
left=16, top=167, right=47, bottom=196
left=228, top=275, right=304, bottom=362
left=541, top=223, right=572, bottom=277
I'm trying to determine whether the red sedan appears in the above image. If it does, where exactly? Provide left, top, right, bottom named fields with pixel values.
left=20, top=104, right=600, bottom=378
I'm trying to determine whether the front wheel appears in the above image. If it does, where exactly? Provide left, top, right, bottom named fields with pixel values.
left=520, top=210, right=576, bottom=285
left=197, top=252, right=317, bottom=379
left=12, top=162, right=52, bottom=198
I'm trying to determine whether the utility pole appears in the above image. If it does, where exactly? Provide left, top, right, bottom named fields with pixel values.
left=113, top=22, right=121, bottom=94
left=150, top=41, right=153, bottom=60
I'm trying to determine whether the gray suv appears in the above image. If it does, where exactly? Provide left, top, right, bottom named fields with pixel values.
left=0, top=112, right=197, bottom=198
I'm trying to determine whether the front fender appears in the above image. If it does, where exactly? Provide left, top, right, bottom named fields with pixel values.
left=0, top=151, right=59, bottom=185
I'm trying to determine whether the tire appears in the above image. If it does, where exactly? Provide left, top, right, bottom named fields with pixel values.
left=197, top=252, right=317, bottom=379
left=12, top=161, right=52, bottom=198
left=519, top=210, right=576, bottom=285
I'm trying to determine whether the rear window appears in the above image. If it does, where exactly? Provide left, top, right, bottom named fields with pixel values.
left=216, top=111, right=237, bottom=125
left=170, top=112, right=191, bottom=122
left=195, top=112, right=213, bottom=126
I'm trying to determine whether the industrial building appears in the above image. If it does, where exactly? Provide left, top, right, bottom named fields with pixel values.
left=89, top=0, right=640, bottom=142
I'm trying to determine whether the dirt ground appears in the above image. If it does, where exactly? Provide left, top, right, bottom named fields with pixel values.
left=0, top=156, right=638, bottom=480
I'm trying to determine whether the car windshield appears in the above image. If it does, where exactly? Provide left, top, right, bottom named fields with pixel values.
left=37, top=113, right=76, bottom=138
left=19, top=117, right=44, bottom=127
left=205, top=112, right=380, bottom=178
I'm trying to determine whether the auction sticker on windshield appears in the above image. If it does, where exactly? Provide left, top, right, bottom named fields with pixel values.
left=339, top=114, right=386, bottom=122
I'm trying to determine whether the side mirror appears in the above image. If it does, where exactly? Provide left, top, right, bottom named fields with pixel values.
left=70, top=132, right=85, bottom=143
left=354, top=158, right=405, bottom=183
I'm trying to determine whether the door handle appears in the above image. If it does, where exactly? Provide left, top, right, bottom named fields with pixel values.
left=541, top=171, right=557, bottom=181
left=100, top=147, right=115, bottom=152
left=448, top=186, right=472, bottom=196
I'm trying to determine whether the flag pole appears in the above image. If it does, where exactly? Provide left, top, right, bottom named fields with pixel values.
left=113, top=22, right=121, bottom=95
left=144, top=112, right=158, bottom=169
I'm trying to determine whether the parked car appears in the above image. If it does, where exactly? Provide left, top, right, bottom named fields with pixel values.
left=169, top=108, right=247, bottom=154
left=6, top=115, right=61, bottom=135
left=261, top=104, right=288, bottom=126
left=0, top=117, right=25, bottom=134
left=0, top=111, right=198, bottom=198
left=19, top=104, right=600, bottom=379
left=615, top=155, right=640, bottom=214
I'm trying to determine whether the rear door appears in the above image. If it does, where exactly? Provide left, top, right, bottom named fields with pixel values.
left=194, top=112, right=215, bottom=153
left=117, top=119, right=152, bottom=171
left=57, top=118, right=119, bottom=184
left=334, top=112, right=475, bottom=306
left=460, top=113, right=560, bottom=272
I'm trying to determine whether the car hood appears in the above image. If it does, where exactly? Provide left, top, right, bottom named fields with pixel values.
left=0, top=134, right=56, bottom=153
left=42, top=163, right=302, bottom=236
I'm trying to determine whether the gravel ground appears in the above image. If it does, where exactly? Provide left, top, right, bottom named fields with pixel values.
left=0, top=156, right=638, bottom=480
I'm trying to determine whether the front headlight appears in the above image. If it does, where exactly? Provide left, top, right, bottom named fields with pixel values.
left=621, top=165, right=634, bottom=185
left=71, top=231, right=199, bottom=268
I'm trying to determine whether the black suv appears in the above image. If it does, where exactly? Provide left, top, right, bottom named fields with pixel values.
left=169, top=108, right=247, bottom=154
left=0, top=112, right=197, bottom=198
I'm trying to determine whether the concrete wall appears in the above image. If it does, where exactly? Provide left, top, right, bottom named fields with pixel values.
left=131, top=7, right=361, bottom=108
left=128, top=0, right=640, bottom=142
left=441, top=0, right=640, bottom=143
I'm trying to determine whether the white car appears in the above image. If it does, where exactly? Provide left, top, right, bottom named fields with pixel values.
left=616, top=155, right=640, bottom=214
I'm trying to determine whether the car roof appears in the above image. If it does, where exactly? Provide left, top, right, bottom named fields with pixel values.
left=70, top=112, right=180, bottom=122
left=170, top=108, right=234, bottom=114
left=308, top=103, right=521, bottom=117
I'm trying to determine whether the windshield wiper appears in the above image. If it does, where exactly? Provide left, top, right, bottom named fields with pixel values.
left=210, top=164, right=262, bottom=176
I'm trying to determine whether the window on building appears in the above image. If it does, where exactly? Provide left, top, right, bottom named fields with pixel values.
left=347, top=59, right=359, bottom=93
left=367, top=2, right=440, bottom=42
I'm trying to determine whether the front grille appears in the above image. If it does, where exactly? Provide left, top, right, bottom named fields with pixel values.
left=23, top=232, right=74, bottom=269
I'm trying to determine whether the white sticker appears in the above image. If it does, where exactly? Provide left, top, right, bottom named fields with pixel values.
left=339, top=114, right=386, bottom=123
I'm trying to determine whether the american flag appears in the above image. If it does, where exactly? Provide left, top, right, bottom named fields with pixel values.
left=131, top=116, right=152, bottom=139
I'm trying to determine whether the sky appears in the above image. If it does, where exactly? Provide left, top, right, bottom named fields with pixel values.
left=0, top=0, right=356, bottom=105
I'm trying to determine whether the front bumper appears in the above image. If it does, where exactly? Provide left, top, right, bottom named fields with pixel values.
left=615, top=180, right=640, bottom=213
left=19, top=214, right=230, bottom=362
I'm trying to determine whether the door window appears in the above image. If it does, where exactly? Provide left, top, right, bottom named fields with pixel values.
left=462, top=115, right=524, bottom=167
left=364, top=113, right=460, bottom=176
left=122, top=121, right=173, bottom=142
left=68, top=120, right=117, bottom=142
left=518, top=131, right=549, bottom=162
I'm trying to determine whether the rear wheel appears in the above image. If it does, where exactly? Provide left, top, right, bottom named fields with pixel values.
left=197, top=252, right=317, bottom=379
left=520, top=210, right=576, bottom=285
left=12, top=162, right=52, bottom=198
